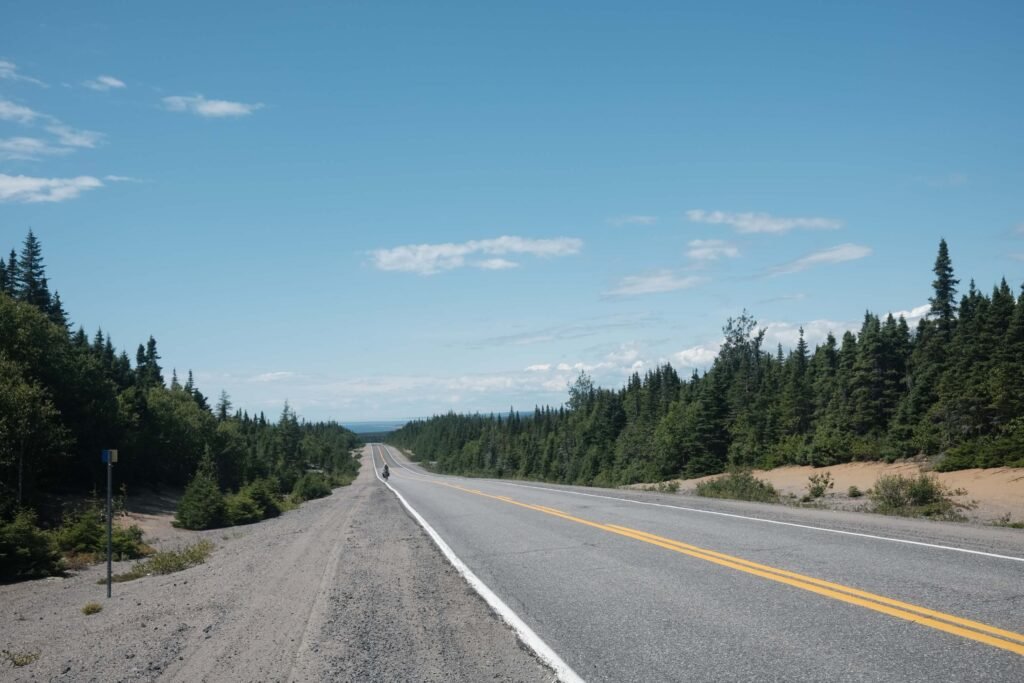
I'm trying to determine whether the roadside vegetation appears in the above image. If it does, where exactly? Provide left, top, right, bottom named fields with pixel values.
left=0, top=230, right=362, bottom=582
left=391, top=240, right=1024, bottom=487
left=106, top=539, right=214, bottom=583
left=695, top=471, right=778, bottom=503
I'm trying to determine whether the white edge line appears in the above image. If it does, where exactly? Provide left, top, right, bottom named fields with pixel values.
left=370, top=446, right=585, bottom=683
left=379, top=445, right=1024, bottom=564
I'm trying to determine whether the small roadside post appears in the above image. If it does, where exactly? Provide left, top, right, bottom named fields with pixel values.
left=102, top=448, right=119, bottom=598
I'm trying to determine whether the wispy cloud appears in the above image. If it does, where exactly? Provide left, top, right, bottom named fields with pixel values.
left=0, top=98, right=103, bottom=151
left=0, top=174, right=103, bottom=203
left=83, top=75, right=126, bottom=91
left=606, top=270, right=706, bottom=296
left=687, top=239, right=739, bottom=261
left=0, top=99, right=39, bottom=123
left=0, top=137, right=73, bottom=161
left=767, top=243, right=872, bottom=276
left=250, top=371, right=296, bottom=383
left=372, top=235, right=582, bottom=275
left=163, top=94, right=263, bottom=118
left=686, top=209, right=842, bottom=234
left=45, top=123, right=103, bottom=148
left=608, top=215, right=658, bottom=226
left=471, top=314, right=654, bottom=348
left=0, top=61, right=46, bottom=87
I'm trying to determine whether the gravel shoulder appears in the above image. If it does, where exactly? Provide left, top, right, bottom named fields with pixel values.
left=0, top=448, right=554, bottom=682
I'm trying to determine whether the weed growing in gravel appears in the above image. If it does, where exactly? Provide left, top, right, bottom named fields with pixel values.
left=106, top=539, right=214, bottom=583
left=82, top=602, right=102, bottom=615
left=696, top=471, right=778, bottom=503
left=1, top=649, right=40, bottom=667
left=869, top=474, right=973, bottom=520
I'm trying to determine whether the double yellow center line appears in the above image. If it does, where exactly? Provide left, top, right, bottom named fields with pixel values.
left=425, top=478, right=1024, bottom=657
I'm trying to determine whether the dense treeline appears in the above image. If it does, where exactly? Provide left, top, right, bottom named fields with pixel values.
left=391, top=240, right=1024, bottom=485
left=0, top=230, right=361, bottom=523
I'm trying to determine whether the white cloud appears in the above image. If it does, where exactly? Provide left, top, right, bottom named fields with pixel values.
left=673, top=343, right=720, bottom=371
left=163, top=94, right=263, bottom=118
left=686, top=209, right=842, bottom=234
left=606, top=270, right=706, bottom=296
left=0, top=99, right=39, bottom=123
left=477, top=258, right=519, bottom=270
left=687, top=239, right=739, bottom=261
left=0, top=61, right=46, bottom=87
left=250, top=371, right=296, bottom=383
left=609, top=215, right=658, bottom=226
left=83, top=75, right=126, bottom=91
left=0, top=174, right=103, bottom=203
left=0, top=137, right=73, bottom=161
left=767, top=243, right=872, bottom=276
left=45, top=123, right=103, bottom=148
left=372, top=235, right=582, bottom=275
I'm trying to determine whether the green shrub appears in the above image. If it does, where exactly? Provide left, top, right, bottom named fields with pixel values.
left=109, top=539, right=214, bottom=583
left=175, top=466, right=225, bottom=530
left=292, top=472, right=332, bottom=502
left=242, top=478, right=282, bottom=518
left=806, top=471, right=834, bottom=499
left=82, top=602, right=102, bottom=615
left=224, top=492, right=262, bottom=526
left=869, top=473, right=966, bottom=518
left=0, top=510, right=62, bottom=582
left=52, top=506, right=148, bottom=560
left=695, top=471, right=778, bottom=503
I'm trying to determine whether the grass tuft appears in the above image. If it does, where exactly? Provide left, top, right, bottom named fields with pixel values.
left=104, top=539, right=214, bottom=584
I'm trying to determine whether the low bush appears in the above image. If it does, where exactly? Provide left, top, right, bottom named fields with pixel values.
left=108, top=539, right=214, bottom=583
left=806, top=471, right=834, bottom=499
left=292, top=472, right=332, bottom=502
left=695, top=471, right=778, bottom=503
left=224, top=491, right=262, bottom=526
left=869, top=473, right=968, bottom=519
left=0, top=510, right=62, bottom=582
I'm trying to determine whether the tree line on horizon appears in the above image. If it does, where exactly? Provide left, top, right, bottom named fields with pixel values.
left=0, top=230, right=361, bottom=525
left=389, top=240, right=1024, bottom=485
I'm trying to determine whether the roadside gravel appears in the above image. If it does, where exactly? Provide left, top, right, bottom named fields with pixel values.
left=0, top=448, right=555, bottom=682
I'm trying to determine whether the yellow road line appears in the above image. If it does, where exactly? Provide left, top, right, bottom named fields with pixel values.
left=422, top=478, right=1024, bottom=657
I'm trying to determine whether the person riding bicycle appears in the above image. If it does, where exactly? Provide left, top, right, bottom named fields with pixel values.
left=382, top=464, right=390, bottom=479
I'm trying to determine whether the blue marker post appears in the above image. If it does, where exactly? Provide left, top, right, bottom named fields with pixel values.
left=101, top=449, right=118, bottom=598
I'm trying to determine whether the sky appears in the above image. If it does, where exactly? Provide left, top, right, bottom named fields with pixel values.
left=2, top=1, right=1022, bottom=422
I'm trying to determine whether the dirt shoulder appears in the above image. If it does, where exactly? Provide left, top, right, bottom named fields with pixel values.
left=634, top=462, right=1024, bottom=524
left=0, top=448, right=554, bottom=682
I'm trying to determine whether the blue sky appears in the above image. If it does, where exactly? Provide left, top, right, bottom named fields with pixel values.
left=2, top=1, right=1022, bottom=421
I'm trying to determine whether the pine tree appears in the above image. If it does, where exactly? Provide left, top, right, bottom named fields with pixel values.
left=15, top=230, right=52, bottom=311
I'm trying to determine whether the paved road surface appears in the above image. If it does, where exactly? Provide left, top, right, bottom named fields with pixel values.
left=371, top=443, right=1024, bottom=682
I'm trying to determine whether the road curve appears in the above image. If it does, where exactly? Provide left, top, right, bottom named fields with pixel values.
left=371, top=443, right=1024, bottom=682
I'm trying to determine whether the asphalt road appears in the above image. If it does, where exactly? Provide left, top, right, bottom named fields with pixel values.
left=370, top=443, right=1024, bottom=682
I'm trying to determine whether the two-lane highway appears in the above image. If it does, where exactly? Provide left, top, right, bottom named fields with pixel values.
left=369, top=444, right=1024, bottom=682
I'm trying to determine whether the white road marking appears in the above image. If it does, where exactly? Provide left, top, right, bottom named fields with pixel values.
left=379, top=445, right=1024, bottom=564
left=370, top=445, right=585, bottom=683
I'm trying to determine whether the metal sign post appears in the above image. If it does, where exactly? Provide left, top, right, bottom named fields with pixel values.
left=102, top=449, right=118, bottom=598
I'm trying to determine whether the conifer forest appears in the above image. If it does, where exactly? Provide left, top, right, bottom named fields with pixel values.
left=0, top=230, right=361, bottom=524
left=390, top=240, right=1024, bottom=485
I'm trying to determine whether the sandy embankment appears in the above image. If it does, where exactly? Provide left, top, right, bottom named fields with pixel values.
left=657, top=462, right=1024, bottom=523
